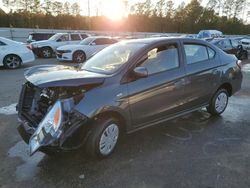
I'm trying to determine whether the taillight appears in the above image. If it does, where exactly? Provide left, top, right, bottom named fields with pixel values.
left=236, top=60, right=242, bottom=69
left=27, top=44, right=32, bottom=50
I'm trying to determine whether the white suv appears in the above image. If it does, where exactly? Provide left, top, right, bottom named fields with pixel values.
left=30, top=33, right=90, bottom=58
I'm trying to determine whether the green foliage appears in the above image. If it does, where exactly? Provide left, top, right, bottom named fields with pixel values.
left=0, top=0, right=249, bottom=34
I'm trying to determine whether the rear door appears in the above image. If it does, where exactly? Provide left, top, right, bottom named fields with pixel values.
left=182, top=41, right=221, bottom=108
left=127, top=41, right=187, bottom=128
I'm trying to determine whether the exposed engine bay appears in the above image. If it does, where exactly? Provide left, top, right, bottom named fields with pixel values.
left=17, top=82, right=96, bottom=155
left=19, top=82, right=85, bottom=126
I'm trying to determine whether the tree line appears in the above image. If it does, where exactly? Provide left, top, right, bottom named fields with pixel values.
left=0, top=0, right=249, bottom=34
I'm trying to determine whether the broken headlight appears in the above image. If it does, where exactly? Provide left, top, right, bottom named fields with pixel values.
left=29, top=100, right=63, bottom=155
left=29, top=93, right=84, bottom=155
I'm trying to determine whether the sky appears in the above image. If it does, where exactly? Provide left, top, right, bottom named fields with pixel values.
left=0, top=0, right=249, bottom=23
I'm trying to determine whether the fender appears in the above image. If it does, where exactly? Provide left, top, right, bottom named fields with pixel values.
left=73, top=82, right=131, bottom=129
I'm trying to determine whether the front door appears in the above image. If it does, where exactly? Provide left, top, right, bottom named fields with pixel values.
left=127, top=42, right=186, bottom=128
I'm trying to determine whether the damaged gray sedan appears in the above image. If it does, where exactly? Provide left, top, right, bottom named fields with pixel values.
left=17, top=38, right=242, bottom=158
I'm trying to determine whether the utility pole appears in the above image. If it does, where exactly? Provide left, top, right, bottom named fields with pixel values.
left=88, top=0, right=90, bottom=17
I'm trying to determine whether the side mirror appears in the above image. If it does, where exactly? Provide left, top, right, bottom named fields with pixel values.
left=57, top=38, right=62, bottom=42
left=90, top=42, right=96, bottom=46
left=133, top=66, right=148, bottom=78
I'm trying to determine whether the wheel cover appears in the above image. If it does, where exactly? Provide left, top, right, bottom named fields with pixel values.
left=5, top=56, right=20, bottom=68
left=215, top=92, right=228, bottom=113
left=99, top=123, right=119, bottom=155
left=43, top=49, right=51, bottom=57
left=75, top=52, right=84, bottom=63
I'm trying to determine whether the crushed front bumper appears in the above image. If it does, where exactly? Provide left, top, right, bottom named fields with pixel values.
left=17, top=110, right=89, bottom=155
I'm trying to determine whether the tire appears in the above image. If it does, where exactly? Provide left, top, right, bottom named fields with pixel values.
left=73, top=51, right=86, bottom=63
left=86, top=117, right=120, bottom=159
left=3, top=54, right=21, bottom=69
left=40, top=47, right=53, bottom=58
left=207, top=88, right=229, bottom=116
left=240, top=51, right=248, bottom=60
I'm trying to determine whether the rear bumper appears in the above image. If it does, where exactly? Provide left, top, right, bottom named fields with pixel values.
left=231, top=68, right=243, bottom=95
left=21, top=51, right=35, bottom=64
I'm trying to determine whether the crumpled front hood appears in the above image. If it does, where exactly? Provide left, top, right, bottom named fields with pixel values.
left=24, top=65, right=107, bottom=88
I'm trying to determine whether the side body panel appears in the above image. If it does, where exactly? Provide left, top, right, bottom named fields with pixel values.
left=180, top=39, right=222, bottom=108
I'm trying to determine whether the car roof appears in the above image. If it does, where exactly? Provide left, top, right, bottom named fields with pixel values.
left=90, top=36, right=112, bottom=38
left=121, top=37, right=206, bottom=45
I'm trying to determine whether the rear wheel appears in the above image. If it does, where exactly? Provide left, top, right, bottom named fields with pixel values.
left=73, top=51, right=86, bottom=63
left=40, top=47, right=53, bottom=58
left=207, top=88, right=229, bottom=116
left=86, top=117, right=120, bottom=159
left=3, top=54, right=21, bottom=69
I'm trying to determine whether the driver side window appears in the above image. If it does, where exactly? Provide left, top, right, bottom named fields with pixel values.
left=139, top=43, right=179, bottom=75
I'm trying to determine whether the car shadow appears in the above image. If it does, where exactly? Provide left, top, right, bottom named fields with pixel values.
left=35, top=110, right=223, bottom=186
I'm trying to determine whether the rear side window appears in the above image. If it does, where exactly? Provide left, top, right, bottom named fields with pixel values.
left=139, top=43, right=179, bottom=75
left=94, top=38, right=114, bottom=45
left=184, top=44, right=215, bottom=64
left=81, top=34, right=89, bottom=39
left=207, top=47, right=215, bottom=59
left=71, top=34, right=81, bottom=41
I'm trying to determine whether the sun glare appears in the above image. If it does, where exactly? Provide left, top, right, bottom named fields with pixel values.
left=101, top=0, right=127, bottom=21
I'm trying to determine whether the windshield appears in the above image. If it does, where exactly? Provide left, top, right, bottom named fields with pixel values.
left=80, top=37, right=95, bottom=45
left=48, top=33, right=61, bottom=41
left=81, top=42, right=146, bottom=74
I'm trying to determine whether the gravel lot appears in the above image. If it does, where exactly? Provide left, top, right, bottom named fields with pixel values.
left=0, top=58, right=250, bottom=188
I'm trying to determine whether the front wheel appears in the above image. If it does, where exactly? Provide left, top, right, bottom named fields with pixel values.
left=86, top=117, right=120, bottom=159
left=73, top=51, right=86, bottom=63
left=207, top=88, right=229, bottom=116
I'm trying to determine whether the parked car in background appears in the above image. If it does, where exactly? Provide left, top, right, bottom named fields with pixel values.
left=210, top=38, right=248, bottom=60
left=241, top=35, right=250, bottom=53
left=56, top=36, right=118, bottom=63
left=197, top=30, right=223, bottom=41
left=17, top=38, right=242, bottom=158
left=29, top=32, right=90, bottom=58
left=0, top=37, right=35, bottom=69
left=27, top=32, right=55, bottom=43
